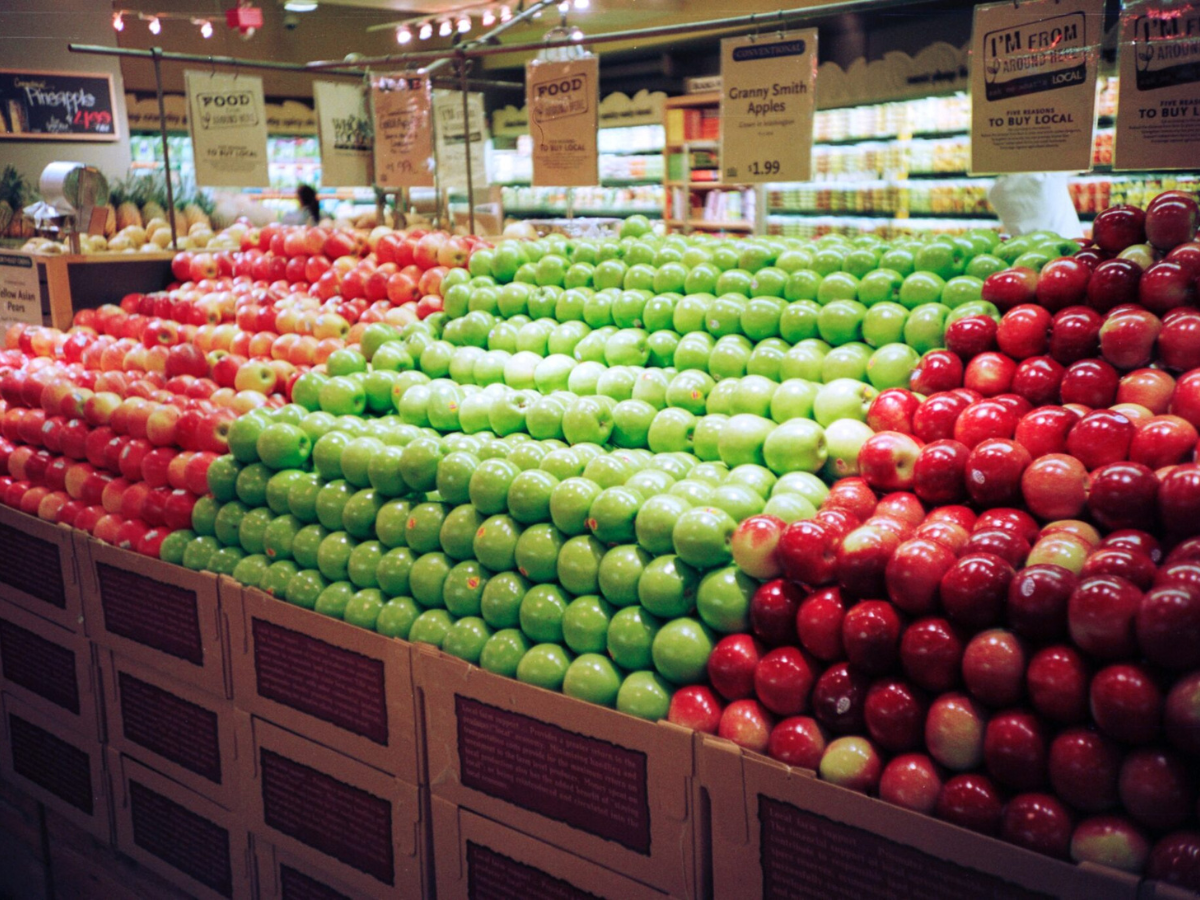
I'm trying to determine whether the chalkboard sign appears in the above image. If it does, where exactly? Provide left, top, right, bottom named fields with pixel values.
left=0, top=69, right=119, bottom=142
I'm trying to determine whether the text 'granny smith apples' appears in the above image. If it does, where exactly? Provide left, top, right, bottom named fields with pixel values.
left=200, top=218, right=1077, bottom=719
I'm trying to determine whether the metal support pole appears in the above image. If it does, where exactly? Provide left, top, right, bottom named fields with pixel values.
left=422, top=0, right=559, bottom=76
left=150, top=47, right=177, bottom=250
left=459, top=60, right=476, bottom=236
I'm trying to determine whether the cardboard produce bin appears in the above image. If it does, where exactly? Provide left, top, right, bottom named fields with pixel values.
left=28, top=250, right=177, bottom=329
left=0, top=691, right=110, bottom=844
left=697, top=734, right=1142, bottom=900
left=0, top=776, right=49, bottom=900
left=44, top=806, right=194, bottom=900
left=0, top=504, right=84, bottom=633
left=98, top=649, right=245, bottom=811
left=227, top=584, right=420, bottom=781
left=79, top=535, right=230, bottom=699
left=255, top=837, right=387, bottom=900
left=241, top=714, right=429, bottom=899
left=433, top=798, right=674, bottom=900
left=415, top=647, right=697, bottom=900
left=108, top=749, right=254, bottom=900
left=0, top=597, right=102, bottom=741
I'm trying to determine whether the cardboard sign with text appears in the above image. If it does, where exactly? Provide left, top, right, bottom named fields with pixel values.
left=434, top=90, right=488, bottom=191
left=1114, top=0, right=1200, bottom=170
left=720, top=30, right=818, bottom=183
left=0, top=254, right=42, bottom=329
left=527, top=56, right=600, bottom=187
left=372, top=73, right=434, bottom=188
left=184, top=70, right=270, bottom=188
left=970, top=0, right=1103, bottom=174
left=314, top=80, right=372, bottom=187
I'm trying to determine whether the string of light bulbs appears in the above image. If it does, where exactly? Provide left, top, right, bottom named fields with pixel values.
left=112, top=9, right=215, bottom=38
left=393, top=0, right=586, bottom=45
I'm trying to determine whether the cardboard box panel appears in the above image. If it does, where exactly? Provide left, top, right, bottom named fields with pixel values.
left=697, top=735, right=1141, bottom=900
left=433, top=799, right=671, bottom=900
left=242, top=714, right=427, bottom=899
left=255, top=838, right=384, bottom=900
left=0, top=598, right=102, bottom=741
left=99, top=649, right=244, bottom=811
left=0, top=692, right=110, bottom=843
left=227, top=585, right=419, bottom=781
left=109, top=749, right=254, bottom=900
left=0, top=775, right=45, bottom=860
left=415, top=647, right=695, bottom=899
left=79, top=537, right=229, bottom=699
left=44, top=806, right=193, bottom=900
left=0, top=504, right=83, bottom=633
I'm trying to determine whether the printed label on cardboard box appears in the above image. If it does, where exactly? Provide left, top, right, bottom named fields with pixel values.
left=466, top=842, right=601, bottom=900
left=129, top=778, right=234, bottom=898
left=118, top=670, right=222, bottom=784
left=0, top=617, right=80, bottom=714
left=455, top=695, right=650, bottom=854
left=278, top=864, right=354, bottom=900
left=0, top=520, right=66, bottom=609
left=251, top=617, right=387, bottom=744
left=260, top=749, right=395, bottom=886
left=95, top=563, right=204, bottom=665
left=8, top=710, right=93, bottom=814
left=757, top=795, right=1049, bottom=900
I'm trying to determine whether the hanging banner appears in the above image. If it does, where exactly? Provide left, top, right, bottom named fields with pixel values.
left=527, top=56, right=600, bottom=187
left=0, top=254, right=41, bottom=329
left=371, top=74, right=435, bottom=188
left=720, top=29, right=818, bottom=183
left=969, top=0, right=1102, bottom=174
left=184, top=70, right=270, bottom=187
left=433, top=91, right=488, bottom=191
left=1114, top=0, right=1200, bottom=170
left=314, top=81, right=372, bottom=187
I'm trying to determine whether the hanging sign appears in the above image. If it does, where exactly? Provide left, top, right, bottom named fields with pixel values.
left=720, top=30, right=818, bottom=183
left=1114, top=0, right=1200, bottom=170
left=434, top=91, right=488, bottom=191
left=0, top=254, right=42, bottom=328
left=314, top=81, right=372, bottom=187
left=0, top=70, right=119, bottom=141
left=184, top=70, right=270, bottom=187
left=527, top=56, right=600, bottom=187
left=371, top=74, right=434, bottom=188
left=969, top=0, right=1103, bottom=174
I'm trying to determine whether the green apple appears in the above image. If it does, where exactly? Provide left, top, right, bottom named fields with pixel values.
left=234, top=463, right=271, bottom=509
left=734, top=375, right=777, bottom=419
left=616, top=670, right=672, bottom=720
left=652, top=618, right=715, bottom=684
left=442, top=617, right=492, bottom=663
left=561, top=397, right=613, bottom=446
left=899, top=271, right=946, bottom=309
left=473, top=514, right=523, bottom=572
left=965, top=253, right=1006, bottom=280
left=768, top=379, right=817, bottom=424
left=674, top=293, right=714, bottom=334
left=516, top=643, right=572, bottom=691
left=693, top=414, right=729, bottom=462
left=548, top=476, right=601, bottom=537
left=340, top=437, right=385, bottom=489
left=290, top=524, right=329, bottom=570
left=408, top=609, right=454, bottom=647
left=596, top=367, right=637, bottom=403
left=408, top=551, right=451, bottom=608
left=638, top=554, right=701, bottom=618
left=823, top=418, right=874, bottom=480
left=747, top=342, right=786, bottom=381
left=763, top=493, right=817, bottom=523
left=613, top=290, right=651, bottom=329
left=259, top=560, right=299, bottom=598
left=562, top=595, right=614, bottom=653
left=375, top=596, right=420, bottom=639
left=519, top=584, right=570, bottom=643
left=316, top=531, right=356, bottom=582
left=514, top=523, right=566, bottom=584
left=779, top=339, right=829, bottom=381
left=533, top=354, right=576, bottom=394
left=467, top=458, right=519, bottom=516
left=505, top=469, right=559, bottom=525
left=237, top=507, right=274, bottom=556
left=376, top=547, right=415, bottom=597
left=582, top=454, right=631, bottom=490
left=541, top=447, right=584, bottom=481
left=609, top=399, right=654, bottom=449
left=708, top=335, right=753, bottom=381
left=816, top=271, right=860, bottom=305
left=315, top=581, right=355, bottom=619
left=942, top=275, right=984, bottom=309
left=375, top=500, right=412, bottom=549
left=442, top=561, right=489, bottom=617
left=607, top=607, right=661, bottom=671
left=227, top=410, right=270, bottom=464
left=231, top=553, right=270, bottom=588
left=773, top=471, right=829, bottom=507
left=586, top=487, right=641, bottom=545
left=784, top=270, right=823, bottom=303
left=862, top=301, right=909, bottom=348
left=181, top=535, right=221, bottom=571
left=480, top=572, right=530, bottom=629
left=903, top=302, right=951, bottom=355
left=725, top=462, right=775, bottom=497
left=562, top=654, right=622, bottom=707
left=291, top=372, right=328, bottom=412
left=762, top=418, right=827, bottom=475
left=631, top=495, right=689, bottom=556
left=672, top=507, right=736, bottom=569
left=342, top=489, right=383, bottom=540
left=709, top=483, right=764, bottom=522
left=478, top=629, right=530, bottom=677
left=867, top=343, right=921, bottom=390
left=696, top=566, right=755, bottom=633
left=813, top=378, right=877, bottom=425
left=438, top=504, right=484, bottom=561
left=346, top=587, right=385, bottom=629
left=434, top=451, right=479, bottom=506
left=524, top=396, right=564, bottom=441
left=556, top=534, right=606, bottom=595
left=405, top=501, right=449, bottom=554
left=285, top=569, right=328, bottom=610
left=717, top=414, right=775, bottom=468
left=595, top=544, right=651, bottom=609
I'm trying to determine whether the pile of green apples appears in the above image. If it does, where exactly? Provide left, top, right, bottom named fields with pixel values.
left=172, top=224, right=1075, bottom=719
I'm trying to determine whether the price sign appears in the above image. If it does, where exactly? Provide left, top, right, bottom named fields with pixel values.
left=969, top=0, right=1103, bottom=174
left=527, top=57, right=600, bottom=187
left=0, top=70, right=118, bottom=141
left=372, top=74, right=434, bottom=188
left=314, top=81, right=372, bottom=187
left=434, top=91, right=488, bottom=191
left=0, top=255, right=42, bottom=329
left=1114, top=0, right=1200, bottom=170
left=720, top=30, right=818, bottom=184
left=184, top=71, right=270, bottom=187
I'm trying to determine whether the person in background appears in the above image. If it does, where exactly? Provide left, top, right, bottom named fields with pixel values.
left=283, top=184, right=321, bottom=225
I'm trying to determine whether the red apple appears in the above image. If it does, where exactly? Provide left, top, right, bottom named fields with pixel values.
left=749, top=579, right=803, bottom=647
left=1147, top=832, right=1200, bottom=892
left=810, top=662, right=869, bottom=735
left=863, top=678, right=926, bottom=753
left=961, top=629, right=1026, bottom=709
left=753, top=646, right=817, bottom=717
left=795, top=587, right=847, bottom=662
left=1049, top=727, right=1121, bottom=812
left=667, top=685, right=723, bottom=734
left=707, top=634, right=763, bottom=702
left=1068, top=574, right=1142, bottom=661
left=1070, top=816, right=1150, bottom=873
left=766, top=716, right=828, bottom=769
left=1090, top=662, right=1162, bottom=745
left=983, top=710, right=1047, bottom=791
left=879, top=753, right=943, bottom=814
left=1089, top=461, right=1159, bottom=532
left=935, top=773, right=1004, bottom=835
left=1001, top=793, right=1072, bottom=859
left=900, top=617, right=964, bottom=693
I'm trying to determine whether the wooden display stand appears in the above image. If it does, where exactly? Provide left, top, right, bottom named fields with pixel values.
left=22, top=251, right=176, bottom=329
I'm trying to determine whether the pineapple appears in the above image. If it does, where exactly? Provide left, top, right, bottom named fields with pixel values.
left=0, top=166, right=32, bottom=237
left=112, top=176, right=144, bottom=232
left=181, top=192, right=213, bottom=232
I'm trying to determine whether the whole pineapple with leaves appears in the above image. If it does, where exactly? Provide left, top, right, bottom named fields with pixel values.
left=0, top=165, right=28, bottom=236
left=139, top=172, right=167, bottom=225
left=112, top=175, right=144, bottom=232
left=180, top=191, right=213, bottom=232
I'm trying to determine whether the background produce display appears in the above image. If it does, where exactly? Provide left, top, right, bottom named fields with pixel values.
left=1, top=189, right=1199, bottom=891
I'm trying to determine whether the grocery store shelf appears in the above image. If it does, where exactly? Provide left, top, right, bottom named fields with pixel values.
left=686, top=219, right=754, bottom=231
left=665, top=181, right=754, bottom=190
left=499, top=178, right=662, bottom=188
left=666, top=140, right=720, bottom=151
left=506, top=207, right=662, bottom=218
left=768, top=208, right=1099, bottom=221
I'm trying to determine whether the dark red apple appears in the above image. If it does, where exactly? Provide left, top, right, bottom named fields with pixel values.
left=983, top=710, right=1047, bottom=791
left=1007, top=564, right=1075, bottom=643
left=1027, top=645, right=1091, bottom=724
left=754, top=646, right=818, bottom=717
left=1088, top=461, right=1159, bottom=532
left=1093, top=204, right=1147, bottom=254
left=885, top=536, right=956, bottom=616
left=749, top=579, right=803, bottom=647
left=766, top=716, right=828, bottom=769
left=935, top=773, right=1004, bottom=836
left=707, top=634, right=764, bottom=701
left=1147, top=831, right=1200, bottom=892
left=810, top=662, right=870, bottom=735
left=961, top=629, right=1026, bottom=708
left=863, top=678, right=927, bottom=753
left=879, top=753, right=943, bottom=814
left=1090, top=663, right=1163, bottom=746
left=1145, top=190, right=1199, bottom=251
left=795, top=586, right=847, bottom=662
left=1164, top=672, right=1200, bottom=757
left=900, top=617, right=964, bottom=693
left=1049, top=727, right=1121, bottom=812
left=1001, top=793, right=1073, bottom=859
left=1067, top=574, right=1142, bottom=661
left=1118, top=748, right=1197, bottom=832
left=940, top=552, right=1014, bottom=632
left=1137, top=585, right=1200, bottom=671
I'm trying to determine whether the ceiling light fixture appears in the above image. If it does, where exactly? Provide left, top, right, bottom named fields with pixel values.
left=499, top=4, right=512, bottom=21
left=570, top=26, right=583, bottom=40
left=396, top=24, right=412, bottom=43
left=438, top=18, right=452, bottom=36
left=418, top=20, right=433, bottom=39
left=147, top=15, right=162, bottom=34
left=112, top=12, right=125, bottom=30
left=283, top=0, right=318, bottom=10
left=558, top=1, right=569, bottom=13
left=573, top=0, right=588, bottom=8
left=457, top=13, right=471, bottom=33
left=481, top=7, right=495, bottom=26
left=199, top=18, right=213, bottom=37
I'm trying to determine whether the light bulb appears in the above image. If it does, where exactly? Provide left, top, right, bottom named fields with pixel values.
left=438, top=18, right=452, bottom=36
left=396, top=25, right=412, bottom=43
left=112, top=12, right=124, bottom=31
left=457, top=14, right=471, bottom=33
left=147, top=15, right=161, bottom=34
left=418, top=21, right=433, bottom=39
left=482, top=8, right=495, bottom=26
left=199, top=19, right=213, bottom=38
left=570, top=26, right=583, bottom=40
left=573, top=0, right=588, bottom=8
left=499, top=5, right=512, bottom=21
left=558, top=1, right=569, bottom=12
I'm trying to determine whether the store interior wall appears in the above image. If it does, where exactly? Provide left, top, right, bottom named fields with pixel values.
left=0, top=0, right=132, bottom=184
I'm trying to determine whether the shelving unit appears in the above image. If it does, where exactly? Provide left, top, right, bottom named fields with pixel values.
left=662, top=92, right=764, bottom=236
